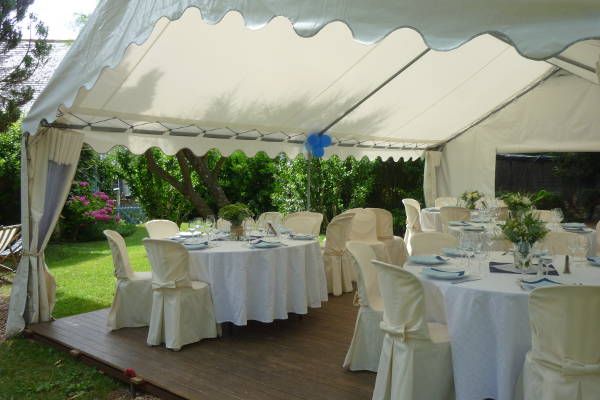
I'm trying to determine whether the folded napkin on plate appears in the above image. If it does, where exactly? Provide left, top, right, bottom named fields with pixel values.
left=489, top=261, right=558, bottom=276
left=448, top=221, right=470, bottom=226
left=520, top=277, right=561, bottom=291
left=289, top=233, right=315, bottom=240
left=587, top=256, right=600, bottom=266
left=428, top=267, right=465, bottom=277
left=442, top=247, right=467, bottom=257
left=408, top=255, right=447, bottom=265
left=249, top=239, right=282, bottom=248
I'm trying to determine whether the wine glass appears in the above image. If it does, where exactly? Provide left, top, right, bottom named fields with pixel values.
left=205, top=215, right=216, bottom=240
left=188, top=218, right=197, bottom=236
left=553, top=208, right=564, bottom=224
left=193, top=218, right=203, bottom=237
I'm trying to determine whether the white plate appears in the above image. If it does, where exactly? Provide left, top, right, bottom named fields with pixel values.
left=184, top=243, right=209, bottom=250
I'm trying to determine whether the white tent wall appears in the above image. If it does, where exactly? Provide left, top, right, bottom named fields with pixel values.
left=436, top=72, right=600, bottom=198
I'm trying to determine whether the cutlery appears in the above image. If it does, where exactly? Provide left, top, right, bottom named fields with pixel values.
left=451, top=277, right=482, bottom=284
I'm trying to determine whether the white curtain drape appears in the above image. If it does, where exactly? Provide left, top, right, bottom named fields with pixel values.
left=6, top=128, right=84, bottom=336
left=423, top=151, right=442, bottom=207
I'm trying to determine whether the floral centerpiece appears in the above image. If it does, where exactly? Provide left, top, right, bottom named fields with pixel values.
left=460, top=190, right=483, bottom=210
left=501, top=201, right=548, bottom=269
left=501, top=192, right=533, bottom=217
left=218, top=203, right=253, bottom=239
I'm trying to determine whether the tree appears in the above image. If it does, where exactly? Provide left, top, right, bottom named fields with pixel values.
left=0, top=120, right=21, bottom=223
left=0, top=0, right=51, bottom=131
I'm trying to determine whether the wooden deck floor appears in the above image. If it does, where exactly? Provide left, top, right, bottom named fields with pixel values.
left=29, top=293, right=375, bottom=400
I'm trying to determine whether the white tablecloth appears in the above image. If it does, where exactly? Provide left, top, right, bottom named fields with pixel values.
left=405, top=253, right=600, bottom=400
left=420, top=208, right=442, bottom=232
left=188, top=239, right=328, bottom=325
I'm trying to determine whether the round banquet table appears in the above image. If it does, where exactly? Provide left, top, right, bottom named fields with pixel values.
left=405, top=253, right=600, bottom=400
left=420, top=207, right=442, bottom=232
left=187, top=239, right=328, bottom=326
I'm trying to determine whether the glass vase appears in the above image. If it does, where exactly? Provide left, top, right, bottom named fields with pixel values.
left=513, top=241, right=532, bottom=273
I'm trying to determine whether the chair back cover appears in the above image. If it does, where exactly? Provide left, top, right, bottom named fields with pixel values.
left=348, top=209, right=379, bottom=242
left=145, top=219, right=180, bottom=239
left=410, top=232, right=459, bottom=256
left=143, top=239, right=193, bottom=289
left=541, top=231, right=588, bottom=256
left=367, top=208, right=394, bottom=239
left=440, top=206, right=470, bottom=232
left=103, top=230, right=134, bottom=279
left=346, top=241, right=383, bottom=310
left=284, top=211, right=323, bottom=235
left=529, top=286, right=600, bottom=376
left=402, top=199, right=422, bottom=233
left=371, top=260, right=430, bottom=341
left=216, top=218, right=231, bottom=231
left=533, top=209, right=555, bottom=223
left=435, top=197, right=458, bottom=208
left=256, top=212, right=283, bottom=228
left=325, top=214, right=354, bottom=253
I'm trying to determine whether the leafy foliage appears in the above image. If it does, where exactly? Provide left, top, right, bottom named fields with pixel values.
left=460, top=190, right=483, bottom=210
left=502, top=211, right=548, bottom=246
left=501, top=192, right=534, bottom=216
left=0, top=120, right=20, bottom=223
left=0, top=0, right=52, bottom=131
left=218, top=203, right=253, bottom=226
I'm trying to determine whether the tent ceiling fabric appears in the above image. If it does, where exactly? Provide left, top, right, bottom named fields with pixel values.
left=24, top=0, right=596, bottom=159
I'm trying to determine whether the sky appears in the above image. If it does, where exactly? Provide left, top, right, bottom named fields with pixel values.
left=23, top=0, right=98, bottom=40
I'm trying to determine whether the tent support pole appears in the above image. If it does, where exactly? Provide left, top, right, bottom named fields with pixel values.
left=316, top=48, right=431, bottom=135
left=306, top=153, right=312, bottom=210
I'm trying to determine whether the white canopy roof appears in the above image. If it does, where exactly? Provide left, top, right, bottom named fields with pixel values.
left=23, top=0, right=600, bottom=160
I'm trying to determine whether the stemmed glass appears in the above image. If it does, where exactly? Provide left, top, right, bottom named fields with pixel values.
left=205, top=214, right=216, bottom=241
left=194, top=218, right=203, bottom=238
left=552, top=208, right=564, bottom=230
left=188, top=218, right=198, bottom=236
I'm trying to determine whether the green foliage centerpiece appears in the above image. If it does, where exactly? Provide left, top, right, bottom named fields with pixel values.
left=500, top=193, right=548, bottom=270
left=218, top=203, right=253, bottom=240
left=460, top=190, right=483, bottom=210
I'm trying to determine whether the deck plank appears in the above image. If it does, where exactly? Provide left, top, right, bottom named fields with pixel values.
left=30, top=293, right=375, bottom=400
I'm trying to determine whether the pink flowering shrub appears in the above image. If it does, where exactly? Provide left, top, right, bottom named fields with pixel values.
left=59, top=181, right=132, bottom=241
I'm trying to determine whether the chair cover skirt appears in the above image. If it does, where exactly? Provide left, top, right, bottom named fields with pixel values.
left=373, top=336, right=454, bottom=400
left=147, top=282, right=218, bottom=350
left=343, top=306, right=385, bottom=372
left=108, top=272, right=153, bottom=330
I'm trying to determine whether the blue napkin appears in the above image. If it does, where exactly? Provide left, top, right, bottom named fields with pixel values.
left=489, top=261, right=559, bottom=276
left=448, top=221, right=470, bottom=226
left=408, top=255, right=447, bottom=265
left=520, top=277, right=561, bottom=291
left=587, top=256, right=600, bottom=266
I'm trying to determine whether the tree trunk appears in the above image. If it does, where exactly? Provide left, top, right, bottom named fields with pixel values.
left=144, top=150, right=221, bottom=217
left=182, top=149, right=230, bottom=208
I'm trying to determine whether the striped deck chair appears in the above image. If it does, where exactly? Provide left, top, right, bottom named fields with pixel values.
left=0, top=224, right=22, bottom=282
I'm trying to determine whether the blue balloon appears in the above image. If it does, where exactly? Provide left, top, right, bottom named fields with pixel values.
left=312, top=147, right=325, bottom=157
left=305, top=132, right=332, bottom=158
left=320, top=134, right=332, bottom=147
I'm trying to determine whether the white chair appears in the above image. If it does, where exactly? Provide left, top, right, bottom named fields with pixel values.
left=435, top=197, right=458, bottom=208
left=216, top=218, right=231, bottom=232
left=541, top=231, right=588, bottom=256
left=145, top=219, right=180, bottom=239
left=367, top=208, right=407, bottom=265
left=596, top=221, right=600, bottom=256
left=256, top=211, right=283, bottom=229
left=284, top=211, right=323, bottom=235
left=402, top=199, right=422, bottom=254
left=103, top=230, right=152, bottom=330
left=410, top=232, right=459, bottom=256
left=323, top=214, right=355, bottom=296
left=440, top=206, right=471, bottom=233
left=533, top=210, right=555, bottom=223
left=371, top=260, right=454, bottom=400
left=143, top=239, right=219, bottom=350
left=519, top=286, right=600, bottom=400
left=343, top=241, right=385, bottom=372
left=348, top=209, right=388, bottom=262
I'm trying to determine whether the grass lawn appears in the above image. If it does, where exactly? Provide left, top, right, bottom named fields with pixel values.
left=0, top=226, right=151, bottom=400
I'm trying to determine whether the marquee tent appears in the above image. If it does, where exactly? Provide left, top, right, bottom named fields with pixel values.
left=7, top=0, right=600, bottom=335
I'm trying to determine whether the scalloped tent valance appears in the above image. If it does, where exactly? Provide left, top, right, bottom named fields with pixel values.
left=22, top=0, right=600, bottom=161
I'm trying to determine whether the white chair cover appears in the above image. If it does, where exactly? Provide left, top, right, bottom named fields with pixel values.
left=435, top=197, right=458, bottom=208
left=103, top=230, right=152, bottom=330
left=256, top=211, right=283, bottom=229
left=343, top=241, right=385, bottom=372
left=533, top=210, right=555, bottom=223
left=323, top=214, right=355, bottom=296
left=348, top=209, right=388, bottom=262
left=596, top=221, right=600, bottom=256
left=216, top=218, right=231, bottom=232
left=371, top=260, right=454, bottom=400
left=541, top=231, right=588, bottom=256
left=440, top=206, right=471, bottom=233
left=143, top=239, right=218, bottom=350
left=496, top=206, right=510, bottom=221
left=402, top=199, right=422, bottom=254
left=145, top=219, right=180, bottom=239
left=284, top=211, right=323, bottom=235
left=367, top=208, right=407, bottom=265
left=520, top=286, right=600, bottom=400
left=410, top=232, right=459, bottom=256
